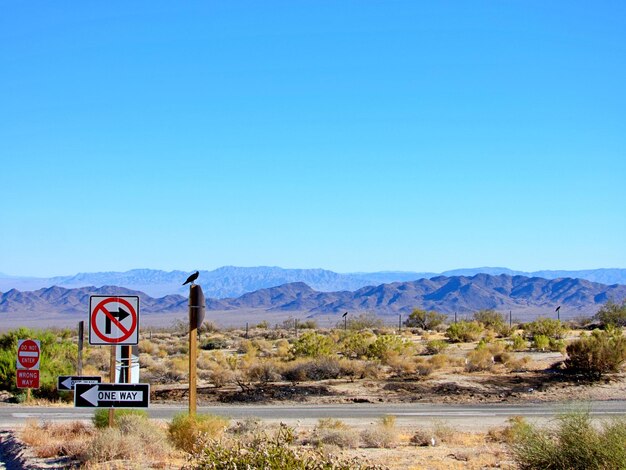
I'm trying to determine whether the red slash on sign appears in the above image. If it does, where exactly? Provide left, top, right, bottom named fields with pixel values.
left=17, top=339, right=40, bottom=370
left=89, top=296, right=139, bottom=346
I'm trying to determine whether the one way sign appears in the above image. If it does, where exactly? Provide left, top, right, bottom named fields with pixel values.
left=58, top=375, right=101, bottom=391
left=74, top=383, right=150, bottom=408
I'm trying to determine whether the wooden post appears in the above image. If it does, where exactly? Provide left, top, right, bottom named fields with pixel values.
left=509, top=310, right=512, bottom=328
left=454, top=311, right=457, bottom=324
left=77, top=321, right=84, bottom=376
left=398, top=314, right=402, bottom=333
left=188, top=284, right=204, bottom=417
left=108, top=345, right=116, bottom=427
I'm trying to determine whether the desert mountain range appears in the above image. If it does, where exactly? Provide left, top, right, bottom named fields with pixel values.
left=1, top=266, right=625, bottom=299
left=2, top=273, right=625, bottom=319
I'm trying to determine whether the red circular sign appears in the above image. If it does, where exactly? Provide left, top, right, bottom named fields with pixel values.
left=17, top=340, right=40, bottom=369
left=91, top=297, right=138, bottom=344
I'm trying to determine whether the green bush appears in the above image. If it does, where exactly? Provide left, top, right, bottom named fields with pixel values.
left=445, top=321, right=483, bottom=343
left=168, top=412, right=229, bottom=454
left=532, top=334, right=550, bottom=351
left=509, top=410, right=626, bottom=470
left=366, top=335, right=410, bottom=360
left=564, top=328, right=626, bottom=379
left=340, top=331, right=375, bottom=359
left=404, top=308, right=447, bottom=330
left=93, top=408, right=149, bottom=428
left=509, top=334, right=528, bottom=351
left=473, top=309, right=504, bottom=328
left=292, top=332, right=335, bottom=358
left=523, top=318, right=567, bottom=340
left=425, top=339, right=449, bottom=355
left=594, top=300, right=626, bottom=328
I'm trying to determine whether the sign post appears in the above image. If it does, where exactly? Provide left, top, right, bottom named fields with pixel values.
left=188, top=284, right=205, bottom=416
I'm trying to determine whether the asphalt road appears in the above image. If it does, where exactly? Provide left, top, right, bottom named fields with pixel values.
left=2, top=400, right=625, bottom=431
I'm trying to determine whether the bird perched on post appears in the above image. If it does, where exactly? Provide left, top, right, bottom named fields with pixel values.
left=183, top=271, right=199, bottom=286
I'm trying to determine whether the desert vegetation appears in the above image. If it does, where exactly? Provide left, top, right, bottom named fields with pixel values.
left=3, top=301, right=626, bottom=467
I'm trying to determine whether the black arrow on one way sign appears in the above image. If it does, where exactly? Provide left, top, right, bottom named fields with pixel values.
left=105, top=307, right=130, bottom=334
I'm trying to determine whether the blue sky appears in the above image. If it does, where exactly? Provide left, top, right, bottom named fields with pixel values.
left=1, top=1, right=624, bottom=277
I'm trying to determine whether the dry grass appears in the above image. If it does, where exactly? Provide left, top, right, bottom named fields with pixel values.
left=20, top=420, right=95, bottom=458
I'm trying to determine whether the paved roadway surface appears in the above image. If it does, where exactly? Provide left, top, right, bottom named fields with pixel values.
left=1, top=400, right=626, bottom=431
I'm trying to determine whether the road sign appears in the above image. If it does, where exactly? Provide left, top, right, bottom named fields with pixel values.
left=89, top=296, right=139, bottom=345
left=74, top=383, right=150, bottom=408
left=16, top=369, right=39, bottom=389
left=57, top=375, right=102, bottom=392
left=17, top=339, right=40, bottom=370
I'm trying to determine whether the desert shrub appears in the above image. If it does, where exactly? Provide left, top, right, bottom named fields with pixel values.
left=359, top=415, right=399, bottom=448
left=168, top=412, right=228, bottom=454
left=532, top=334, right=550, bottom=351
left=504, top=356, right=531, bottom=372
left=292, top=332, right=335, bottom=358
left=404, top=308, right=447, bottom=330
left=445, top=321, right=483, bottom=343
left=309, top=418, right=360, bottom=449
left=385, top=351, right=416, bottom=376
left=246, top=359, right=282, bottom=384
left=201, top=336, right=229, bottom=350
left=92, top=409, right=149, bottom=429
left=366, top=334, right=410, bottom=360
left=340, top=331, right=376, bottom=359
left=594, top=300, right=626, bottom=328
left=425, top=339, right=449, bottom=354
left=138, top=338, right=158, bottom=355
left=86, top=414, right=172, bottom=464
left=341, top=313, right=384, bottom=330
left=523, top=318, right=567, bottom=340
left=473, top=309, right=505, bottom=329
left=195, top=424, right=383, bottom=469
left=508, top=410, right=626, bottom=470
left=428, top=419, right=454, bottom=443
left=237, top=339, right=258, bottom=355
left=465, top=348, right=494, bottom=372
left=199, top=321, right=219, bottom=334
left=509, top=334, right=528, bottom=351
left=283, top=357, right=342, bottom=382
left=410, top=428, right=436, bottom=446
left=256, top=320, right=270, bottom=329
left=20, top=420, right=94, bottom=458
left=229, top=416, right=264, bottom=436
left=564, top=328, right=626, bottom=379
left=299, top=320, right=318, bottom=329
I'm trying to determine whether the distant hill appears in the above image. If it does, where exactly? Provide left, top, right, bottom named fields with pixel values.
left=1, top=266, right=625, bottom=299
left=2, top=275, right=624, bottom=321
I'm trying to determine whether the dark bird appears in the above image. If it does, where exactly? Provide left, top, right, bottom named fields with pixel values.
left=342, top=311, right=348, bottom=318
left=555, top=305, right=561, bottom=313
left=183, top=271, right=199, bottom=286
